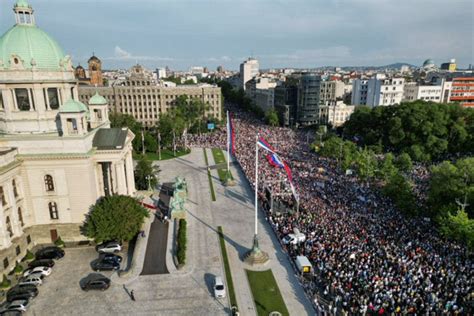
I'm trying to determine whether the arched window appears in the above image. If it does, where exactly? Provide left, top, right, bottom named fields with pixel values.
left=49, top=202, right=58, bottom=220
left=18, top=207, right=24, bottom=227
left=6, top=216, right=13, bottom=237
left=0, top=186, right=6, bottom=206
left=44, top=175, right=54, bottom=192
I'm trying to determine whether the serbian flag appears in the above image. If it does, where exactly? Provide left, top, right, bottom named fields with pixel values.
left=266, top=153, right=285, bottom=168
left=257, top=137, right=276, bottom=154
left=227, top=111, right=235, bottom=155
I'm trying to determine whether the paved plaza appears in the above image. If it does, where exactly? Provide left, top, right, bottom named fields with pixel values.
left=25, top=148, right=313, bottom=316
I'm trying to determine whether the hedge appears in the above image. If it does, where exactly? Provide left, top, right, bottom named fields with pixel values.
left=177, top=219, right=187, bottom=265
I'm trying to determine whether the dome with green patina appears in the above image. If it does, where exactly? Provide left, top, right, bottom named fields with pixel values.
left=15, top=0, right=31, bottom=9
left=0, top=2, right=67, bottom=70
left=60, top=99, right=89, bottom=113
left=89, top=92, right=108, bottom=106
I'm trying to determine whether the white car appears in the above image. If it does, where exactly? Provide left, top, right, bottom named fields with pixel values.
left=0, top=299, right=29, bottom=313
left=213, top=276, right=226, bottom=298
left=23, top=266, right=52, bottom=278
left=96, top=241, right=122, bottom=254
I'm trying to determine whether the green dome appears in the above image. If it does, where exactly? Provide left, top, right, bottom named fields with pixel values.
left=89, top=92, right=108, bottom=105
left=60, top=99, right=88, bottom=113
left=0, top=24, right=66, bottom=70
left=15, top=0, right=31, bottom=8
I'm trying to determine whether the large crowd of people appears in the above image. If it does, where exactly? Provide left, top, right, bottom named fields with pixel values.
left=189, top=106, right=473, bottom=315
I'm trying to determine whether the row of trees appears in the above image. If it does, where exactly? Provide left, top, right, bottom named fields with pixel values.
left=343, top=101, right=474, bottom=162
left=316, top=134, right=474, bottom=249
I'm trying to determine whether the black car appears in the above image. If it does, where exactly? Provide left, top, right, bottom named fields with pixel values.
left=98, top=253, right=122, bottom=264
left=6, top=285, right=38, bottom=302
left=91, top=258, right=120, bottom=271
left=35, top=246, right=65, bottom=260
left=28, top=259, right=54, bottom=269
left=80, top=274, right=110, bottom=291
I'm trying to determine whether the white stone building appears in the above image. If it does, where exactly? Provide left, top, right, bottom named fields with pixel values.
left=352, top=75, right=405, bottom=107
left=403, top=83, right=442, bottom=102
left=240, top=58, right=259, bottom=90
left=0, top=0, right=135, bottom=274
left=319, top=101, right=355, bottom=127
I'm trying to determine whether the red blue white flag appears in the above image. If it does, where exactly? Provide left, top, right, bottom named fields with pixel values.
left=266, top=153, right=285, bottom=168
left=257, top=137, right=276, bottom=154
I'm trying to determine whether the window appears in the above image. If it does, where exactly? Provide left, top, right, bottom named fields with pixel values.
left=6, top=216, right=13, bottom=237
left=49, top=202, right=59, bottom=220
left=3, top=258, right=8, bottom=269
left=12, top=179, right=18, bottom=198
left=26, top=235, right=31, bottom=244
left=15, top=88, right=30, bottom=111
left=0, top=91, right=3, bottom=109
left=44, top=175, right=54, bottom=192
left=0, top=186, right=6, bottom=206
left=48, top=88, right=60, bottom=110
left=18, top=207, right=24, bottom=227
left=16, top=246, right=20, bottom=255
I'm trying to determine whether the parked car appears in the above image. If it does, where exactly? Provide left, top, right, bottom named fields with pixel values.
left=99, top=253, right=122, bottom=264
left=282, top=228, right=306, bottom=245
left=213, top=276, right=226, bottom=298
left=28, top=259, right=54, bottom=269
left=35, top=246, right=65, bottom=260
left=23, top=266, right=52, bottom=278
left=91, top=258, right=120, bottom=272
left=80, top=274, right=110, bottom=291
left=95, top=241, right=121, bottom=254
left=6, top=285, right=38, bottom=302
left=0, top=300, right=29, bottom=313
left=18, top=274, right=43, bottom=287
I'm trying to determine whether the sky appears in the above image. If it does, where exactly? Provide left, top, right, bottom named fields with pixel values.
left=1, top=0, right=473, bottom=70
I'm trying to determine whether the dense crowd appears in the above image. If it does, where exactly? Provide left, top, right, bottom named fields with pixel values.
left=189, top=107, right=473, bottom=315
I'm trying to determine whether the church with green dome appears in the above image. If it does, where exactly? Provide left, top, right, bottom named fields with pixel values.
left=0, top=0, right=136, bottom=275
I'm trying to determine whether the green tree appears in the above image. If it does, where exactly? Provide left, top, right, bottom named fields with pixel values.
left=82, top=195, right=149, bottom=243
left=355, top=148, right=378, bottom=181
left=395, top=153, right=413, bottom=173
left=134, top=156, right=160, bottom=190
left=379, top=153, right=398, bottom=180
left=318, top=135, right=344, bottom=159
left=439, top=208, right=474, bottom=249
left=265, top=109, right=279, bottom=126
left=382, top=173, right=417, bottom=216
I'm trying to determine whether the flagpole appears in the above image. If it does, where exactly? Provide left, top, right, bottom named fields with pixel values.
left=227, top=111, right=230, bottom=178
left=254, top=133, right=259, bottom=237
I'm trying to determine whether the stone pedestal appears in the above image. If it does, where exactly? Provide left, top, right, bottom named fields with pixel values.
left=244, top=235, right=269, bottom=265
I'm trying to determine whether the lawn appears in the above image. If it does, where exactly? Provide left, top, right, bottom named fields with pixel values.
left=217, top=227, right=238, bottom=310
left=211, top=148, right=233, bottom=182
left=203, top=149, right=216, bottom=201
left=143, top=149, right=190, bottom=161
left=246, top=269, right=289, bottom=316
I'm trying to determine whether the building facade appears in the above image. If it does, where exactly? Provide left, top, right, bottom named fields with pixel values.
left=88, top=55, right=103, bottom=87
left=353, top=75, right=405, bottom=107
left=450, top=77, right=474, bottom=107
left=403, top=83, right=442, bottom=102
left=0, top=0, right=135, bottom=274
left=274, top=82, right=298, bottom=127
left=240, top=58, right=259, bottom=90
left=319, top=80, right=345, bottom=104
left=297, top=73, right=322, bottom=126
left=78, top=65, right=222, bottom=128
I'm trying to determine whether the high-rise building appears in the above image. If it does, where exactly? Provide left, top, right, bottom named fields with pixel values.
left=240, top=58, right=259, bottom=90
left=274, top=81, right=298, bottom=127
left=79, top=65, right=222, bottom=128
left=0, top=0, right=135, bottom=275
left=297, top=73, right=322, bottom=126
left=450, top=77, right=474, bottom=107
left=353, top=75, right=404, bottom=107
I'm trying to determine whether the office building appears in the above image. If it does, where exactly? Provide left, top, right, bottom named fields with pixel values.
left=240, top=58, right=259, bottom=90
left=403, top=83, right=442, bottom=102
left=353, top=75, right=404, bottom=107
left=297, top=73, right=322, bottom=126
left=450, top=77, right=474, bottom=107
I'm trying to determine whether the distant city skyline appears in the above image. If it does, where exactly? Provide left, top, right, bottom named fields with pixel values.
left=0, top=0, right=472, bottom=70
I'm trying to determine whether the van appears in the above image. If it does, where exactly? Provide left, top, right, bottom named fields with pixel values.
left=295, top=256, right=313, bottom=274
left=19, top=274, right=43, bottom=287
left=282, top=228, right=306, bottom=245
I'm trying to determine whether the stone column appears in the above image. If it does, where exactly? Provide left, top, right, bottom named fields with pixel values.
left=115, top=161, right=127, bottom=195
left=125, top=151, right=136, bottom=195
left=0, top=204, right=12, bottom=249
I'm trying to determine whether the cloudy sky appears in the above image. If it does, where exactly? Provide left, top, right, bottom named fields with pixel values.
left=1, top=0, right=472, bottom=70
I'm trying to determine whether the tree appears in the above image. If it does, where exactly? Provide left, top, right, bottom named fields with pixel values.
left=318, top=135, right=344, bottom=159
left=265, top=109, right=279, bottom=126
left=428, top=158, right=474, bottom=219
left=355, top=148, right=378, bottom=181
left=439, top=208, right=474, bottom=249
left=395, top=153, right=413, bottom=173
left=382, top=173, right=417, bottom=216
left=82, top=195, right=149, bottom=243
left=134, top=156, right=160, bottom=190
left=379, top=153, right=398, bottom=181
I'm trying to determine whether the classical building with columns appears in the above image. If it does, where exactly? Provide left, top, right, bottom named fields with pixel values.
left=0, top=0, right=135, bottom=274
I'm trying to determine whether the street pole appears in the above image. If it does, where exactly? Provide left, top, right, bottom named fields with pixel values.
left=226, top=111, right=231, bottom=181
left=141, top=130, right=145, bottom=155
left=254, top=133, right=259, bottom=238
